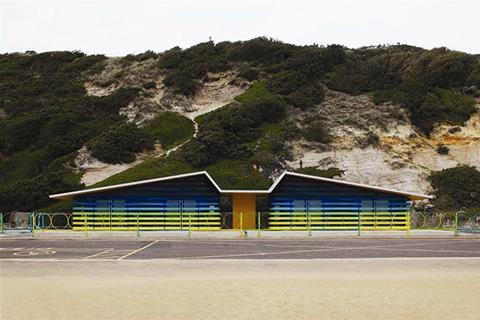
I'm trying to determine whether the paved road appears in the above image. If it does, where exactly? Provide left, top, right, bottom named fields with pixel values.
left=1, top=238, right=479, bottom=260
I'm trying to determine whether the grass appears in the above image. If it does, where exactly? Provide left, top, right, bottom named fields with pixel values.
left=94, top=154, right=195, bottom=187
left=92, top=155, right=271, bottom=191
left=234, top=81, right=271, bottom=103
left=145, top=112, right=195, bottom=149
left=204, top=159, right=271, bottom=190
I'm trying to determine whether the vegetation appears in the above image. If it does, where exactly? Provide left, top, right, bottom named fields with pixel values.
left=327, top=46, right=478, bottom=134
left=0, top=51, right=134, bottom=212
left=360, top=131, right=380, bottom=147
left=145, top=112, right=194, bottom=149
left=95, top=154, right=270, bottom=191
left=295, top=167, right=344, bottom=178
left=204, top=159, right=271, bottom=190
left=89, top=122, right=154, bottom=164
left=303, top=121, right=332, bottom=143
left=436, top=144, right=450, bottom=155
left=182, top=96, right=288, bottom=167
left=234, top=81, right=271, bottom=103
left=159, top=39, right=478, bottom=134
left=95, top=154, right=195, bottom=187
left=430, top=166, right=480, bottom=211
left=120, top=50, right=159, bottom=64
left=158, top=42, right=230, bottom=95
left=237, top=67, right=259, bottom=81
left=0, top=168, right=81, bottom=212
left=1, top=39, right=479, bottom=212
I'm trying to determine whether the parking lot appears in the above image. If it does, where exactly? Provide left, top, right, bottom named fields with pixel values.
left=1, top=238, right=479, bottom=260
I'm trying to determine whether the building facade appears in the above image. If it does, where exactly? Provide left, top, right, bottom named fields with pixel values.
left=49, top=171, right=433, bottom=231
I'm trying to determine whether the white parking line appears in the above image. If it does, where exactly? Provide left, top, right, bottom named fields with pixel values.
left=83, top=248, right=113, bottom=260
left=117, top=240, right=159, bottom=260
left=1, top=257, right=480, bottom=262
left=181, top=240, right=480, bottom=259
left=264, top=239, right=480, bottom=249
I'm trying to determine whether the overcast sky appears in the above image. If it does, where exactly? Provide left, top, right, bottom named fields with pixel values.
left=1, top=0, right=479, bottom=56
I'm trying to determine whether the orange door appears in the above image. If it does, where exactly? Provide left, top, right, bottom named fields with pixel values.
left=232, top=193, right=256, bottom=229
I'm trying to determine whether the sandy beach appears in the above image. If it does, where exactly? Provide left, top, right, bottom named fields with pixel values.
left=1, top=258, right=479, bottom=320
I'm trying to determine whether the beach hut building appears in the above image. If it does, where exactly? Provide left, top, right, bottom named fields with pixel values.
left=49, top=171, right=433, bottom=231
left=267, top=172, right=433, bottom=231
left=50, top=172, right=222, bottom=231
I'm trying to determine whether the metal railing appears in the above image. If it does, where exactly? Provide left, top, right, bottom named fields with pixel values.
left=1, top=211, right=479, bottom=237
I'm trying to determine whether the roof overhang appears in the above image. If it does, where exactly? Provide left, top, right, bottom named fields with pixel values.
left=49, top=171, right=222, bottom=201
left=268, top=171, right=434, bottom=200
left=50, top=170, right=434, bottom=201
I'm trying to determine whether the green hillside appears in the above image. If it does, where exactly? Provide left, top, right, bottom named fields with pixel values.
left=0, top=38, right=479, bottom=212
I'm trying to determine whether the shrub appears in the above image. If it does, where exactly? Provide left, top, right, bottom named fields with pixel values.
left=283, top=47, right=327, bottom=79
left=0, top=169, right=80, bottom=212
left=89, top=122, right=154, bottom=164
left=287, top=84, right=325, bottom=110
left=159, top=41, right=230, bottom=95
left=60, top=55, right=106, bottom=73
left=413, top=88, right=476, bottom=134
left=182, top=96, right=288, bottom=167
left=324, top=44, right=347, bottom=66
left=229, top=37, right=294, bottom=64
left=295, top=166, right=344, bottom=178
left=163, top=72, right=199, bottom=96
left=436, top=144, right=449, bottom=155
left=122, top=50, right=158, bottom=63
left=327, top=47, right=478, bottom=134
left=143, top=81, right=156, bottom=90
left=430, top=166, right=480, bottom=210
left=467, top=62, right=480, bottom=86
left=360, top=131, right=380, bottom=147
left=205, top=159, right=271, bottom=190
left=303, top=121, right=331, bottom=143
left=238, top=67, right=259, bottom=81
left=267, top=70, right=309, bottom=95
left=421, top=48, right=476, bottom=88
left=158, top=47, right=182, bottom=69
left=251, top=150, right=279, bottom=175
left=0, top=113, right=47, bottom=154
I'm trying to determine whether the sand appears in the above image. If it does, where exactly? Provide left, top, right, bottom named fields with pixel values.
left=1, top=258, right=479, bottom=320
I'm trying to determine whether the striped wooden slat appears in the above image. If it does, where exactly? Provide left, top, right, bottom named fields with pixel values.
left=73, top=193, right=222, bottom=230
left=268, top=197, right=410, bottom=231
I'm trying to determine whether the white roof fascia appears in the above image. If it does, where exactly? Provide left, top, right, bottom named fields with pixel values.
left=272, top=171, right=434, bottom=200
left=49, top=171, right=221, bottom=199
left=49, top=170, right=434, bottom=201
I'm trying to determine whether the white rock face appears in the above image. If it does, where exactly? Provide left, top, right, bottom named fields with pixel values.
left=184, top=71, right=249, bottom=120
left=78, top=62, right=480, bottom=193
left=288, top=147, right=432, bottom=194
left=288, top=93, right=480, bottom=195
left=86, top=58, right=248, bottom=125
left=74, top=145, right=163, bottom=186
left=76, top=65, right=248, bottom=185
